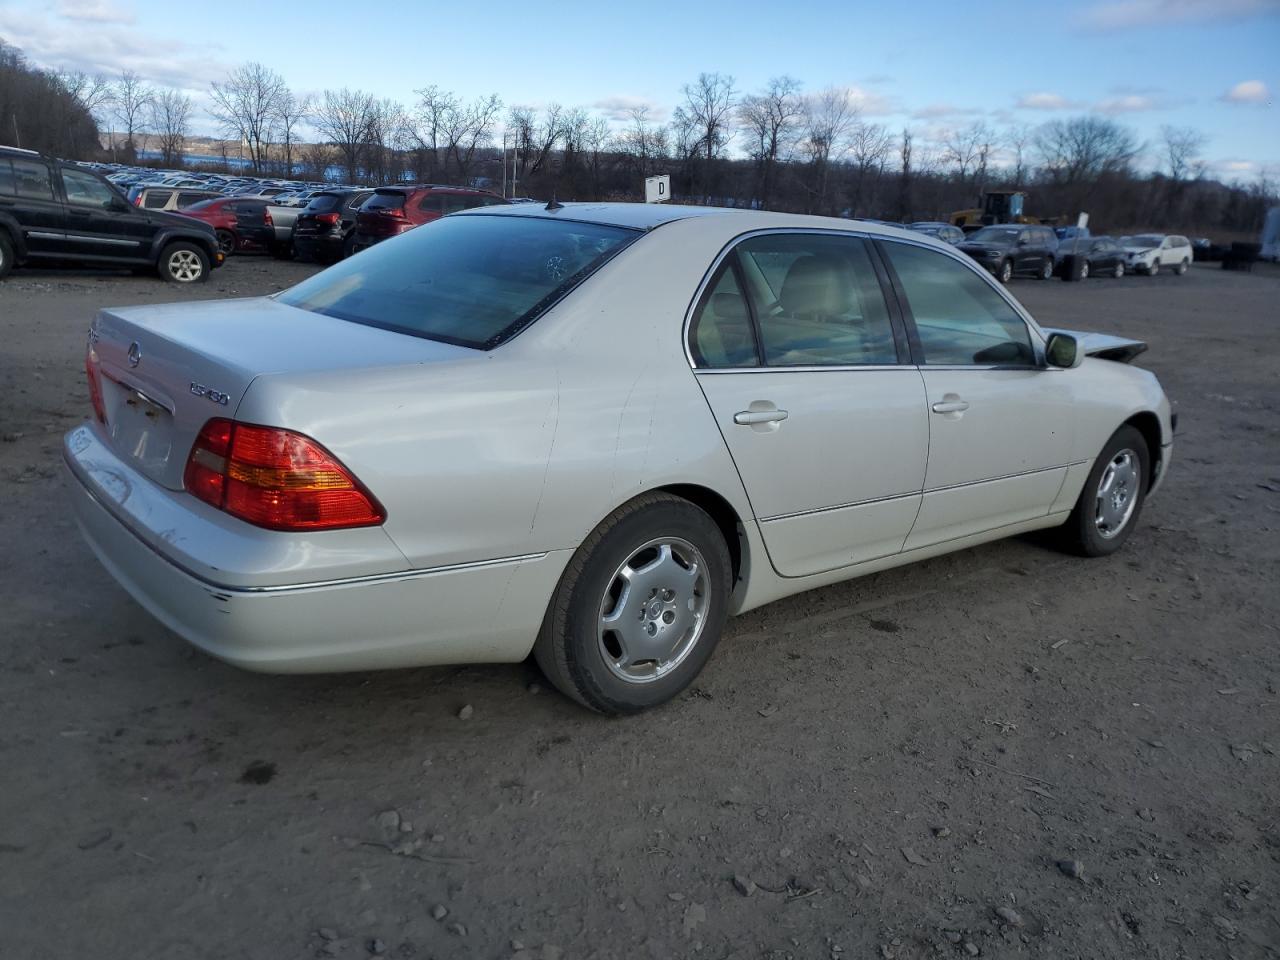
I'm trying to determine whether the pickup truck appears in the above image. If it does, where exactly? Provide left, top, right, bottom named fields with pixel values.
left=0, top=145, right=223, bottom=283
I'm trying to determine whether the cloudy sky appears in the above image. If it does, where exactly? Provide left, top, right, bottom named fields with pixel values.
left=1, top=0, right=1276, bottom=178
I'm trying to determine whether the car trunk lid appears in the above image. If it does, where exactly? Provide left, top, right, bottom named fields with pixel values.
left=87, top=296, right=474, bottom=491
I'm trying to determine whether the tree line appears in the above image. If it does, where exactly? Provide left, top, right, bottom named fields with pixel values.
left=1, top=39, right=1274, bottom=236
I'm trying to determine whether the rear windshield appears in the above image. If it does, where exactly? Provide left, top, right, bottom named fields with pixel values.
left=363, top=191, right=407, bottom=211
left=304, top=193, right=343, bottom=212
left=276, top=214, right=639, bottom=349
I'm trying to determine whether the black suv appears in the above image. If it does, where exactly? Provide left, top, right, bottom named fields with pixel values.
left=292, top=188, right=375, bottom=263
left=0, top=147, right=224, bottom=283
left=956, top=224, right=1059, bottom=283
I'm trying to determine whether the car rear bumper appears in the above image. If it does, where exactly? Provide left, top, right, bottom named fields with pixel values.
left=294, top=235, right=345, bottom=260
left=64, top=425, right=569, bottom=673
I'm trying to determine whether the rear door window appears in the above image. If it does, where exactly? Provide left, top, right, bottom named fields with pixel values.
left=12, top=160, right=54, bottom=200
left=735, top=233, right=898, bottom=366
left=61, top=169, right=116, bottom=208
left=176, top=192, right=209, bottom=207
left=689, top=262, right=759, bottom=367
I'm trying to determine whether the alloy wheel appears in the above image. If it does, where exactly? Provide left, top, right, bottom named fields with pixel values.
left=1094, top=449, right=1140, bottom=539
left=1080, top=259, right=1089, bottom=279
left=168, top=250, right=203, bottom=282
left=597, top=537, right=710, bottom=684
left=1114, top=262, right=1125, bottom=278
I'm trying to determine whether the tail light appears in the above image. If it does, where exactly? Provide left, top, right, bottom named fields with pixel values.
left=133, top=195, right=143, bottom=207
left=316, top=212, right=341, bottom=226
left=85, top=353, right=106, bottom=423
left=375, top=206, right=407, bottom=218
left=184, top=419, right=385, bottom=531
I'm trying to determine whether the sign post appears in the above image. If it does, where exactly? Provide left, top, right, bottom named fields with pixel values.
left=644, top=175, right=670, bottom=204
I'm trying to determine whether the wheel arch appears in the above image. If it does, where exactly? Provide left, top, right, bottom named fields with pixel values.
left=0, top=216, right=25, bottom=258
left=152, top=228, right=218, bottom=262
left=1123, top=411, right=1164, bottom=488
left=649, top=483, right=748, bottom=587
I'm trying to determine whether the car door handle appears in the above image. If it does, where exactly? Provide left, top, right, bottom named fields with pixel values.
left=931, top=400, right=970, bottom=414
left=734, top=409, right=789, bottom=425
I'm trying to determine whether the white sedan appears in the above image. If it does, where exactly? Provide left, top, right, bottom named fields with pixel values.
left=66, top=204, right=1174, bottom=713
left=1120, top=234, right=1193, bottom=275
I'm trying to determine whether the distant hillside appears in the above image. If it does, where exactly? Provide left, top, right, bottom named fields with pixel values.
left=0, top=38, right=100, bottom=158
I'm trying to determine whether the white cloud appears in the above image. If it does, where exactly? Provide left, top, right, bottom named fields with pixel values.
left=55, top=0, right=135, bottom=24
left=1095, top=94, right=1161, bottom=113
left=590, top=95, right=666, bottom=123
left=1219, top=159, right=1258, bottom=172
left=1015, top=92, right=1080, bottom=110
left=912, top=103, right=984, bottom=120
left=1221, top=80, right=1272, bottom=105
left=1079, top=0, right=1280, bottom=30
left=841, top=85, right=896, bottom=116
left=2, top=7, right=227, bottom=92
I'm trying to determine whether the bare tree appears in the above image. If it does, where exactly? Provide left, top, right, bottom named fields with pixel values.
left=1160, top=124, right=1207, bottom=183
left=800, top=87, right=857, bottom=215
left=509, top=103, right=563, bottom=182
left=1035, top=116, right=1140, bottom=185
left=273, top=88, right=311, bottom=176
left=847, top=121, right=892, bottom=217
left=59, top=70, right=112, bottom=115
left=897, top=128, right=914, bottom=221
left=582, top=115, right=611, bottom=199
left=739, top=76, right=804, bottom=210
left=149, top=89, right=191, bottom=166
left=940, top=121, right=991, bottom=182
left=1005, top=124, right=1034, bottom=187
left=313, top=87, right=377, bottom=183
left=209, top=63, right=287, bottom=173
left=443, top=94, right=502, bottom=180
left=112, top=70, right=153, bottom=158
left=617, top=105, right=658, bottom=180
left=412, top=85, right=457, bottom=181
left=678, top=72, right=736, bottom=202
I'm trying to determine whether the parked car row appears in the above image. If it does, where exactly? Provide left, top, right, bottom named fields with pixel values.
left=951, top=223, right=1193, bottom=282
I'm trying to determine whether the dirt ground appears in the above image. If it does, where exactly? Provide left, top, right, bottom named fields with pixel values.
left=0, top=253, right=1277, bottom=960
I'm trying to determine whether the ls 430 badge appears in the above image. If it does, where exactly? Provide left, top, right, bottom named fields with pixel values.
left=190, top=382, right=230, bottom=405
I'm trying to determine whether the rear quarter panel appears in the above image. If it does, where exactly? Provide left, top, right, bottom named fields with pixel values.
left=235, top=217, right=755, bottom=572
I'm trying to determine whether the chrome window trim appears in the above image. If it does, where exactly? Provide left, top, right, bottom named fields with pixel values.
left=694, top=363, right=909, bottom=375
left=64, top=235, right=141, bottom=247
left=683, top=226, right=1049, bottom=371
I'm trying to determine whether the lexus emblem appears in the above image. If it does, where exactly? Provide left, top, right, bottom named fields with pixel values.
left=127, top=341, right=142, bottom=368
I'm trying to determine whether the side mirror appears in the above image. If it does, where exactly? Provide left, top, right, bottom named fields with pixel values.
left=1045, top=332, right=1083, bottom=369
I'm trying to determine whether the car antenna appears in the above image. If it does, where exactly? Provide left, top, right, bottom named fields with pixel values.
left=545, top=193, right=563, bottom=211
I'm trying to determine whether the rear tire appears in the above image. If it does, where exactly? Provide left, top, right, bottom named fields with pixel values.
left=1148, top=261, right=1159, bottom=277
left=1038, top=258, right=1054, bottom=280
left=1059, top=425, right=1150, bottom=557
left=158, top=241, right=210, bottom=284
left=1079, top=259, right=1089, bottom=280
left=215, top=230, right=236, bottom=257
left=271, top=242, right=294, bottom=261
left=998, top=259, right=1013, bottom=284
left=0, top=233, right=13, bottom=280
left=1176, top=258, right=1189, bottom=275
left=534, top=493, right=732, bottom=714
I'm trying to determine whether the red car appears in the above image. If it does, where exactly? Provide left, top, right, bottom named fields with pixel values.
left=353, top=185, right=508, bottom=251
left=180, top=197, right=276, bottom=257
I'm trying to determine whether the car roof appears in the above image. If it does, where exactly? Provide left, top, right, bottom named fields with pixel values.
left=455, top=201, right=944, bottom=238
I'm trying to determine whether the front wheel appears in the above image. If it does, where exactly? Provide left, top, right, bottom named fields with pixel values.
left=1059, top=425, right=1150, bottom=557
left=1148, top=261, right=1160, bottom=276
left=998, top=259, right=1013, bottom=284
left=158, top=242, right=210, bottom=284
left=1113, top=261, right=1125, bottom=279
left=1176, top=258, right=1189, bottom=275
left=215, top=229, right=236, bottom=257
left=1079, top=259, right=1090, bottom=280
left=534, top=493, right=732, bottom=714
left=1038, top=258, right=1054, bottom=280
